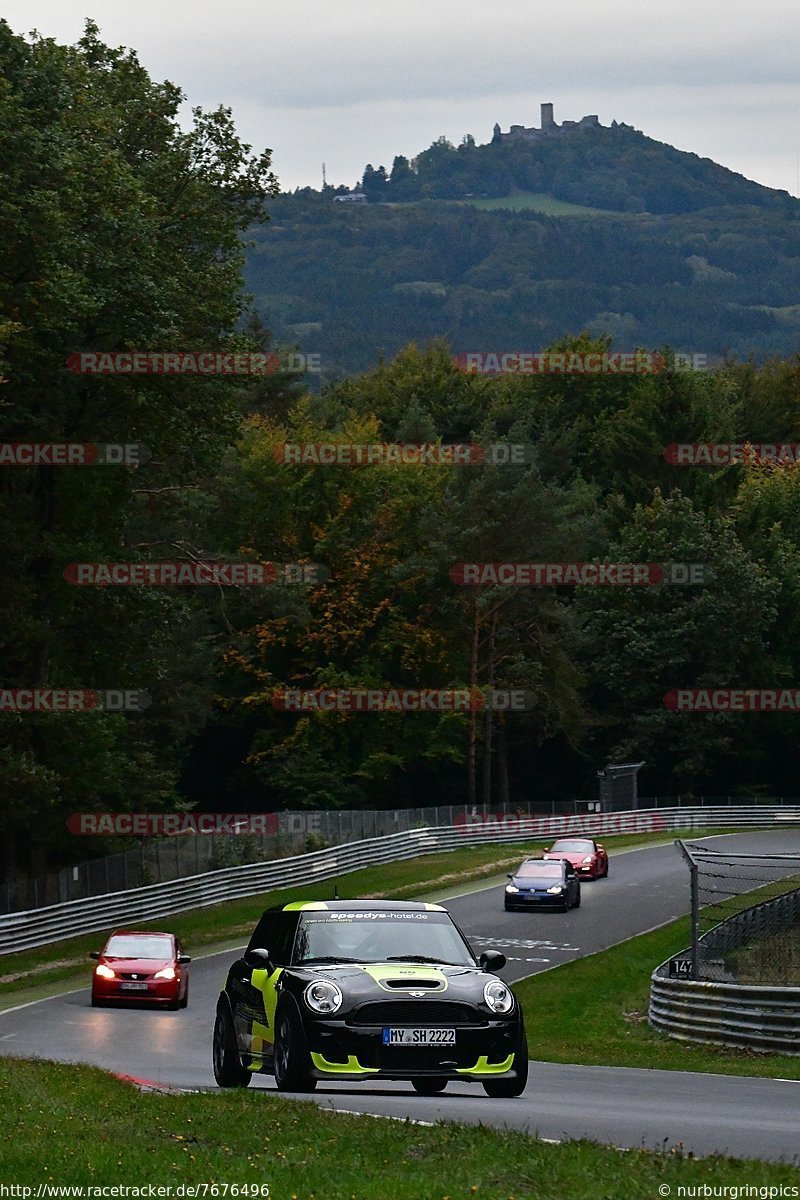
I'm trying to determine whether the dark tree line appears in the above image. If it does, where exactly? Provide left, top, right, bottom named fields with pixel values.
left=5, top=21, right=800, bottom=889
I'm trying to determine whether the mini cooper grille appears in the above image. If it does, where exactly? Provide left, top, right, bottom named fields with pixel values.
left=347, top=1001, right=482, bottom=1026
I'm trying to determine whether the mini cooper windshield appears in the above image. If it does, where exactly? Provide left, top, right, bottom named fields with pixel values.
left=293, top=910, right=476, bottom=967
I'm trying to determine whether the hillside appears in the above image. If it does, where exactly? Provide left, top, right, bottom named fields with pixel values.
left=356, top=121, right=800, bottom=215
left=244, top=119, right=800, bottom=380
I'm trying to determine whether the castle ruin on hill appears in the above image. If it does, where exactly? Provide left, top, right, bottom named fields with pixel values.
left=493, top=103, right=621, bottom=143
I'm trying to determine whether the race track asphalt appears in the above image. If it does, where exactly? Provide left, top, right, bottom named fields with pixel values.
left=2, top=831, right=799, bottom=1163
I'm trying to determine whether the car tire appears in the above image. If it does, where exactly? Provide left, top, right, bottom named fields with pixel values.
left=90, top=994, right=105, bottom=1007
left=412, top=1077, right=448, bottom=1095
left=482, top=1024, right=528, bottom=1098
left=213, top=1003, right=252, bottom=1088
left=179, top=985, right=189, bottom=1009
left=273, top=1004, right=318, bottom=1093
left=574, top=889, right=581, bottom=908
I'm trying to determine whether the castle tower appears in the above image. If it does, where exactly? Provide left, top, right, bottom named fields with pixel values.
left=541, top=102, right=554, bottom=129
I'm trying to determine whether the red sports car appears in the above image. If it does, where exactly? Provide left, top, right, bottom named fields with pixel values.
left=90, top=931, right=190, bottom=1009
left=543, top=837, right=609, bottom=879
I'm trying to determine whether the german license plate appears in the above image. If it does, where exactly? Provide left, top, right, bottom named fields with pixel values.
left=120, top=982, right=148, bottom=991
left=382, top=1027, right=455, bottom=1046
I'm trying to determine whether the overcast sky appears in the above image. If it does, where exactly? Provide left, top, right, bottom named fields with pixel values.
left=3, top=0, right=799, bottom=195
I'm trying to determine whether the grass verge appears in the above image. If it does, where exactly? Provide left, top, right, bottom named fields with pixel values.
left=516, top=914, right=800, bottom=1080
left=462, top=191, right=627, bottom=216
left=2, top=1057, right=798, bottom=1195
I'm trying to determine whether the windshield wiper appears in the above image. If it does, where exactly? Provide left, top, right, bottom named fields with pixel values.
left=384, top=955, right=460, bottom=965
left=296, top=956, right=363, bottom=965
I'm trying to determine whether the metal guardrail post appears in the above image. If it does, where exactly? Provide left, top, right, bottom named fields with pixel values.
left=675, top=839, right=700, bottom=980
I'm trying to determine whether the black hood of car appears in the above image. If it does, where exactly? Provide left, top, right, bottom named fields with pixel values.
left=509, top=871, right=565, bottom=887
left=280, top=960, right=504, bottom=1014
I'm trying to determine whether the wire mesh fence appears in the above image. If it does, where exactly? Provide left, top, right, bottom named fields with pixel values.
left=3, top=802, right=546, bottom=915
left=4, top=795, right=800, bottom=916
left=678, top=839, right=800, bottom=984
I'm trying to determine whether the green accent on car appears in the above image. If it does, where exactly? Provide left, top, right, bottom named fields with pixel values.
left=250, top=967, right=283, bottom=1045
left=359, top=963, right=448, bottom=992
left=456, top=1054, right=515, bottom=1075
left=310, top=1052, right=380, bottom=1074
left=282, top=901, right=329, bottom=911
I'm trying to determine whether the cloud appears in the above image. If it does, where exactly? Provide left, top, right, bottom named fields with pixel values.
left=2, top=0, right=798, bottom=192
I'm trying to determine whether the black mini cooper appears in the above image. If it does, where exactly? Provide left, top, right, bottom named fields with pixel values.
left=212, top=899, right=528, bottom=1097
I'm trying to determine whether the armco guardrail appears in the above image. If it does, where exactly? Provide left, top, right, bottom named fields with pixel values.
left=649, top=883, right=800, bottom=1054
left=649, top=974, right=800, bottom=1055
left=8, top=794, right=800, bottom=914
left=3, top=806, right=799, bottom=957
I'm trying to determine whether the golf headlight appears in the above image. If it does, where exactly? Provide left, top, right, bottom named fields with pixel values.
left=95, top=964, right=115, bottom=979
left=484, top=979, right=514, bottom=1014
left=546, top=885, right=564, bottom=894
left=505, top=884, right=519, bottom=893
left=154, top=966, right=176, bottom=980
left=304, top=979, right=343, bottom=1014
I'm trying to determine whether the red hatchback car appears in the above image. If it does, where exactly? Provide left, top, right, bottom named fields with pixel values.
left=90, top=931, right=190, bottom=1009
left=543, top=837, right=609, bottom=879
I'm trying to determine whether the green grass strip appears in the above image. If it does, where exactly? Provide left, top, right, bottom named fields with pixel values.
left=2, top=1057, right=799, bottom=1194
left=516, top=914, right=800, bottom=1079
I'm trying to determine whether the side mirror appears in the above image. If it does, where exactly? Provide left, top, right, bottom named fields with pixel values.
left=506, top=873, right=514, bottom=879
left=89, top=951, right=100, bottom=960
left=597, top=845, right=605, bottom=852
left=479, top=950, right=507, bottom=973
left=248, top=947, right=272, bottom=969
left=178, top=955, right=191, bottom=965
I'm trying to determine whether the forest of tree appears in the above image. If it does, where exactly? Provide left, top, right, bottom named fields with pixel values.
left=5, top=21, right=800, bottom=887
left=246, top=190, right=800, bottom=379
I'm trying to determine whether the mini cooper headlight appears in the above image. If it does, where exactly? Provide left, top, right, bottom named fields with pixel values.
left=582, top=856, right=594, bottom=864
left=505, top=884, right=519, bottom=893
left=484, top=979, right=514, bottom=1014
left=546, top=885, right=564, bottom=894
left=304, top=979, right=343, bottom=1014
